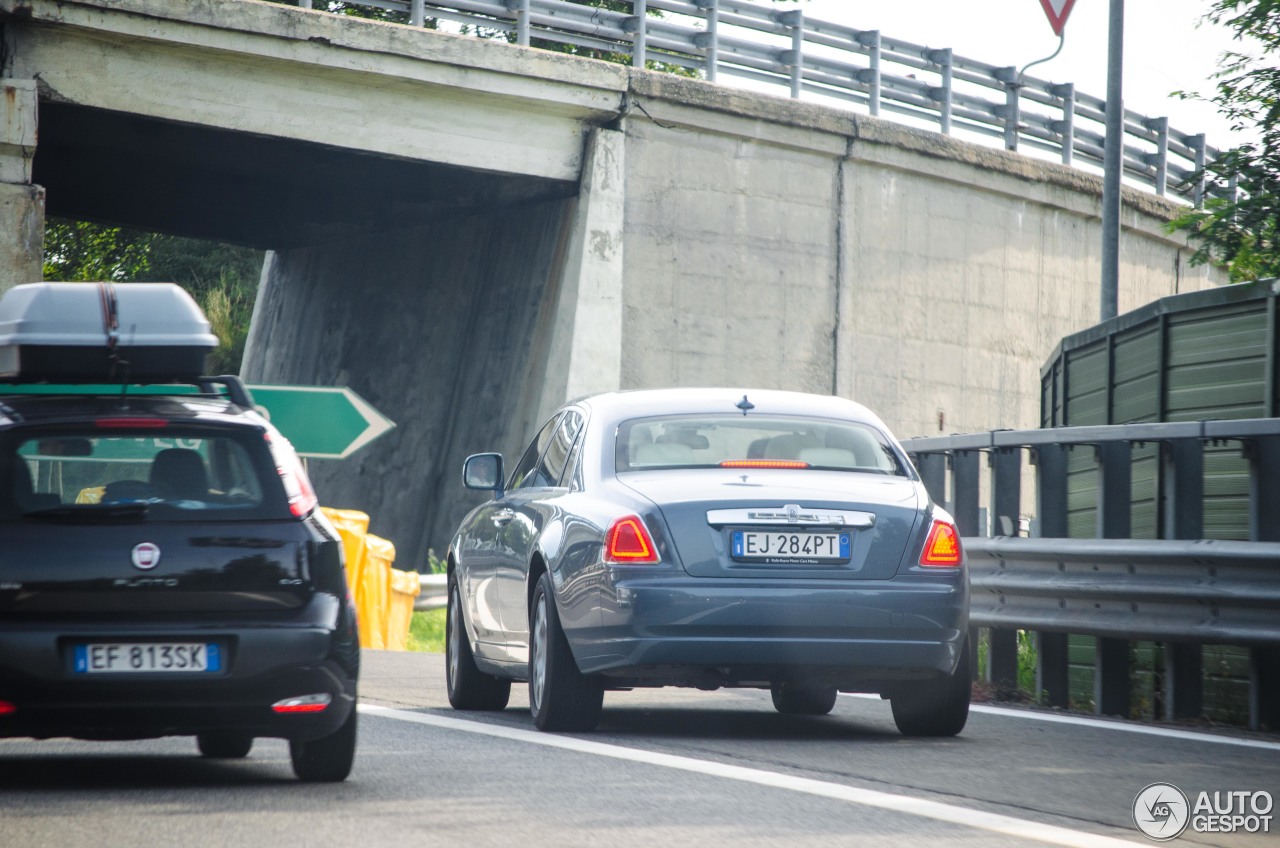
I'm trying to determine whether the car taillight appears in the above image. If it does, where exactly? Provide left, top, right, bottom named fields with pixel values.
left=920, top=519, right=963, bottom=567
left=719, top=460, right=810, bottom=469
left=0, top=700, right=15, bottom=715
left=266, top=431, right=318, bottom=518
left=605, top=515, right=660, bottom=564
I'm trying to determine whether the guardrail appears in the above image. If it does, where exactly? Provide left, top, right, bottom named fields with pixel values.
left=289, top=0, right=1221, bottom=204
left=416, top=573, right=447, bottom=611
left=905, top=419, right=1280, bottom=731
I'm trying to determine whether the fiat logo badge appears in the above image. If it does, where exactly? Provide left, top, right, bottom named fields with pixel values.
left=131, top=542, right=161, bottom=571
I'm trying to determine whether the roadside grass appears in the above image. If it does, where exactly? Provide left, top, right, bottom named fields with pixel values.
left=408, top=609, right=446, bottom=653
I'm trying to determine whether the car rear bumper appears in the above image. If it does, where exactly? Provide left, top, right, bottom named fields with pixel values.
left=571, top=574, right=968, bottom=686
left=0, top=602, right=358, bottom=742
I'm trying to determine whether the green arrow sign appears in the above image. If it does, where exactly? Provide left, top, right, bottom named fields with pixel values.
left=248, top=385, right=395, bottom=460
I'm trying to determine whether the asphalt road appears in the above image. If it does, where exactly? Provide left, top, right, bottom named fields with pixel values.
left=2, top=650, right=1277, bottom=848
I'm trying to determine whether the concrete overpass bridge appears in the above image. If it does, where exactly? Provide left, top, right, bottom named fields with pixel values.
left=0, top=0, right=1219, bottom=565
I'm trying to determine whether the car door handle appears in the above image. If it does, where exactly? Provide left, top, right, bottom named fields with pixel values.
left=491, top=509, right=515, bottom=527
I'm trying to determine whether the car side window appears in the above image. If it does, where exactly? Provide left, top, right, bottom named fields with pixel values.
left=507, top=414, right=562, bottom=491
left=537, top=411, right=583, bottom=489
left=559, top=416, right=588, bottom=491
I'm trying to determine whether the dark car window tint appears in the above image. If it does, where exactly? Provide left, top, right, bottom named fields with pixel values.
left=615, top=415, right=906, bottom=476
left=559, top=415, right=588, bottom=491
left=508, top=414, right=563, bottom=490
left=533, top=411, right=583, bottom=490
left=1, top=428, right=290, bottom=522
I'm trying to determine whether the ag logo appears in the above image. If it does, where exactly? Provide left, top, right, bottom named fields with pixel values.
left=1133, top=783, right=1190, bottom=841
left=131, top=542, right=161, bottom=571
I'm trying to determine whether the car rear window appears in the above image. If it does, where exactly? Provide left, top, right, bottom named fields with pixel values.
left=615, top=415, right=906, bottom=476
left=0, top=427, right=292, bottom=522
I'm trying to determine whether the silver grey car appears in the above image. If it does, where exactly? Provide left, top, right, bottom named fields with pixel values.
left=446, top=389, right=969, bottom=735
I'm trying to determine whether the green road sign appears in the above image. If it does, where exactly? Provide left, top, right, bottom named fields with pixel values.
left=248, top=385, right=395, bottom=460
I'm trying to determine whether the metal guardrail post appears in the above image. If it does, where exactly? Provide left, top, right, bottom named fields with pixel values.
left=1095, top=440, right=1132, bottom=717
left=859, top=31, right=882, bottom=118
left=1191, top=133, right=1207, bottom=207
left=410, top=0, right=425, bottom=27
left=1050, top=83, right=1075, bottom=166
left=631, top=0, right=647, bottom=69
left=990, top=446, right=1020, bottom=537
left=516, top=0, right=531, bottom=47
left=995, top=67, right=1019, bottom=152
left=777, top=10, right=804, bottom=99
left=694, top=0, right=719, bottom=83
left=950, top=450, right=981, bottom=537
left=1162, top=437, right=1205, bottom=720
left=1149, top=117, right=1169, bottom=196
left=915, top=452, right=946, bottom=510
left=927, top=49, right=953, bottom=136
left=987, top=444, right=1023, bottom=693
left=1251, top=648, right=1280, bottom=732
left=1246, top=434, right=1280, bottom=543
left=1033, top=444, right=1069, bottom=538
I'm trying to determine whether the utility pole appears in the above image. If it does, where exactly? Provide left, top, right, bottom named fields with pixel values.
left=1100, top=0, right=1124, bottom=321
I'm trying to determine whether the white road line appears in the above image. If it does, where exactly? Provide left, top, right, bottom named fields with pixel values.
left=840, top=693, right=1280, bottom=752
left=360, top=704, right=1143, bottom=848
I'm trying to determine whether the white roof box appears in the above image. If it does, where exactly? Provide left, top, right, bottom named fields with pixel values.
left=0, top=282, right=219, bottom=382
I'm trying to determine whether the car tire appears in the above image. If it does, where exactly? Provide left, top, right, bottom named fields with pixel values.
left=770, top=683, right=838, bottom=716
left=889, top=639, right=971, bottom=737
left=529, top=573, right=603, bottom=732
left=446, top=579, right=511, bottom=711
left=196, top=732, right=253, bottom=759
left=289, top=707, right=357, bottom=782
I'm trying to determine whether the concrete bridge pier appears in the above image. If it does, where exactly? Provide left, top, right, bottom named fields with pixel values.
left=242, top=128, right=627, bottom=569
left=0, top=79, right=43, bottom=290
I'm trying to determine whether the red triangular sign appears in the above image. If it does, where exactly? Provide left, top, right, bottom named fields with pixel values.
left=1039, top=0, right=1077, bottom=36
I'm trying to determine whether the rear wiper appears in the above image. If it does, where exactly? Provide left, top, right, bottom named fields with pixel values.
left=22, top=504, right=150, bottom=522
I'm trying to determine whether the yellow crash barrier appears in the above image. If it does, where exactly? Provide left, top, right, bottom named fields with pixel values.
left=320, top=507, right=418, bottom=651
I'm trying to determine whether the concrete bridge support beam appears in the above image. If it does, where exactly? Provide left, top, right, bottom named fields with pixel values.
left=0, top=79, right=43, bottom=291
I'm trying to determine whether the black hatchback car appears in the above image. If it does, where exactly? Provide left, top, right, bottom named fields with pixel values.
left=0, top=284, right=358, bottom=781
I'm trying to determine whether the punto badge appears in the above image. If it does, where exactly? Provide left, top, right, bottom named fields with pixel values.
left=131, top=542, right=161, bottom=571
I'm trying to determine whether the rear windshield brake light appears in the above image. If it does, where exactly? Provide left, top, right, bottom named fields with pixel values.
left=719, top=460, right=810, bottom=469
left=96, top=417, right=168, bottom=428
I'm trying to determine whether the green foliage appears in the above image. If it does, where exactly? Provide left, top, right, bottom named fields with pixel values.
left=1169, top=0, right=1280, bottom=281
left=408, top=608, right=446, bottom=653
left=42, top=217, right=264, bottom=375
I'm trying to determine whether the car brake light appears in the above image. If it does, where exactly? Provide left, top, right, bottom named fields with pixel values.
left=920, top=519, right=962, bottom=566
left=719, top=460, right=810, bottom=469
left=0, top=700, right=15, bottom=715
left=96, top=418, right=168, bottom=428
left=265, top=431, right=318, bottom=518
left=605, top=515, right=659, bottom=564
left=272, top=693, right=331, bottom=714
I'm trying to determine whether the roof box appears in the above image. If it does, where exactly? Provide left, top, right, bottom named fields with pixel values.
left=0, top=282, right=219, bottom=382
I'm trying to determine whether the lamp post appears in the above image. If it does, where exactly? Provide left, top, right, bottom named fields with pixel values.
left=1100, top=0, right=1124, bottom=321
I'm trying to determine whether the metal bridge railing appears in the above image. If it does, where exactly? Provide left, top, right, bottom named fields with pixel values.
left=905, top=420, right=1280, bottom=731
left=290, top=0, right=1220, bottom=204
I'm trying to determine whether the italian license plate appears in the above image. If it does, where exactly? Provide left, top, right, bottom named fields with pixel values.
left=73, top=643, right=222, bottom=674
left=731, top=530, right=851, bottom=563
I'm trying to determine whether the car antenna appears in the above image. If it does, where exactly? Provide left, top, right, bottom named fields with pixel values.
left=735, top=394, right=754, bottom=416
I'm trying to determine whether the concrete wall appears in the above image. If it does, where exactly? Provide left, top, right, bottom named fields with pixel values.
left=615, top=75, right=1219, bottom=441
left=242, top=198, right=575, bottom=567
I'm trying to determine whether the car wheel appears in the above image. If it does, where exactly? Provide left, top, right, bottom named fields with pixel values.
left=289, top=707, right=357, bottom=782
left=770, top=683, right=838, bottom=716
left=446, top=579, right=511, bottom=711
left=889, top=638, right=971, bottom=737
left=529, top=573, right=603, bottom=732
left=196, top=732, right=253, bottom=759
